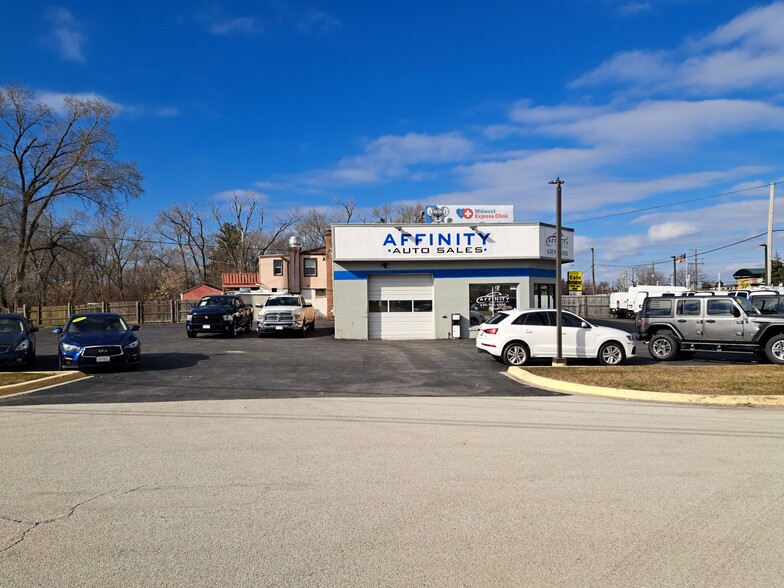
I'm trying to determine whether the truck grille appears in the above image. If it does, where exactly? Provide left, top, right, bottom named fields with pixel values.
left=191, top=313, right=224, bottom=325
left=263, top=311, right=294, bottom=323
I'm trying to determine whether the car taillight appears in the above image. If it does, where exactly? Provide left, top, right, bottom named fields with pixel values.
left=484, top=327, right=498, bottom=334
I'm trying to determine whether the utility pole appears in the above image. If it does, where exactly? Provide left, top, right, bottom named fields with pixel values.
left=548, top=178, right=566, bottom=367
left=767, top=182, right=775, bottom=285
left=591, top=247, right=596, bottom=295
left=692, top=249, right=702, bottom=290
left=671, top=256, right=677, bottom=287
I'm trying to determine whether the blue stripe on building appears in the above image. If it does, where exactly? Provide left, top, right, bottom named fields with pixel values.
left=334, top=268, right=555, bottom=280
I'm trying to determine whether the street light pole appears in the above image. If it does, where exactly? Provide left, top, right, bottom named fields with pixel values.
left=671, top=256, right=677, bottom=287
left=549, top=178, right=566, bottom=367
left=760, top=243, right=768, bottom=285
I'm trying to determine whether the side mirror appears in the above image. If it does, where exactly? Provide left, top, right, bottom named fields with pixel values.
left=131, top=325, right=141, bottom=331
left=581, top=321, right=590, bottom=328
left=53, top=327, right=63, bottom=334
left=732, top=307, right=741, bottom=318
left=30, top=326, right=39, bottom=333
left=303, top=303, right=312, bottom=308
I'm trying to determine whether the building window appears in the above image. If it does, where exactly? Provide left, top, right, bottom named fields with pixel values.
left=315, top=289, right=327, bottom=298
left=273, top=259, right=283, bottom=276
left=304, top=258, right=317, bottom=277
left=469, top=284, right=517, bottom=322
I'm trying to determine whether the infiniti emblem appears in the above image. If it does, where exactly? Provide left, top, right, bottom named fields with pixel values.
left=98, top=348, right=108, bottom=353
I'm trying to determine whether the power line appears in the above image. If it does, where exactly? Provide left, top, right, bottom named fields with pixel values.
left=567, top=181, right=780, bottom=225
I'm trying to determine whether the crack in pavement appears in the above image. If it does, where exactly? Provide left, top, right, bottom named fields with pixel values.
left=1, top=487, right=142, bottom=554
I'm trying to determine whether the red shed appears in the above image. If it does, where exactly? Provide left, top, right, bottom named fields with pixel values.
left=181, top=284, right=223, bottom=301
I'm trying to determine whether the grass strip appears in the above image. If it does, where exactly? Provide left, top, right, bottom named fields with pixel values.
left=523, top=365, right=784, bottom=395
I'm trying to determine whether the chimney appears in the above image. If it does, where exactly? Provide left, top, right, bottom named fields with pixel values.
left=288, top=236, right=301, bottom=294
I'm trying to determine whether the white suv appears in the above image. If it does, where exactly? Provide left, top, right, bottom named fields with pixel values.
left=476, top=309, right=636, bottom=366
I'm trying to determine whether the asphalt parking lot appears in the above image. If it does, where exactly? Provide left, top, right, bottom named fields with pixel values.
left=1, top=318, right=764, bottom=406
left=0, top=322, right=568, bottom=406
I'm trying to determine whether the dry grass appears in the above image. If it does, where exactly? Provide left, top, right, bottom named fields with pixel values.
left=0, top=373, right=52, bottom=388
left=524, top=365, right=784, bottom=395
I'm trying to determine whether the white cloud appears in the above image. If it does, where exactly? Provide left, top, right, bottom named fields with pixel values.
left=36, top=91, right=120, bottom=114
left=42, top=7, right=87, bottom=62
left=299, top=132, right=474, bottom=187
left=571, top=2, right=784, bottom=95
left=647, top=222, right=697, bottom=242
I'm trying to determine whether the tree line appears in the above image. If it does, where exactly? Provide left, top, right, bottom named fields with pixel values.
left=0, top=85, right=421, bottom=307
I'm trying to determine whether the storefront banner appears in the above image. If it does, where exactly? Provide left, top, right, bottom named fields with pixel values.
left=423, top=204, right=514, bottom=224
left=332, top=224, right=574, bottom=262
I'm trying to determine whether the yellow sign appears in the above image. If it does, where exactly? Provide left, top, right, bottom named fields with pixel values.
left=567, top=271, right=583, bottom=291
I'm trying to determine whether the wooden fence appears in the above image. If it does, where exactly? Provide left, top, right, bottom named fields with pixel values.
left=5, top=300, right=200, bottom=327
left=560, top=295, right=611, bottom=318
left=4, top=295, right=613, bottom=326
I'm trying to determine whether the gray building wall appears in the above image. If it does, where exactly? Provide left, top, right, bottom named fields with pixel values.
left=333, top=259, right=556, bottom=340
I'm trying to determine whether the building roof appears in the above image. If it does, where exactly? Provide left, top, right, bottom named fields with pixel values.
left=732, top=268, right=765, bottom=279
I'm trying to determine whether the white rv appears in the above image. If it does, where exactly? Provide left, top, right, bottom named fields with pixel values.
left=610, top=285, right=689, bottom=318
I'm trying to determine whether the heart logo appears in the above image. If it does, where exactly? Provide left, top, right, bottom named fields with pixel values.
left=456, top=208, right=464, bottom=218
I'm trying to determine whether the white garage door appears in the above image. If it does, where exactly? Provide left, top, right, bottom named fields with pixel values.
left=368, top=274, right=434, bottom=340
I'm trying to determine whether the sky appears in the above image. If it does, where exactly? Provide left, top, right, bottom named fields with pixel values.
left=2, top=0, right=783, bottom=286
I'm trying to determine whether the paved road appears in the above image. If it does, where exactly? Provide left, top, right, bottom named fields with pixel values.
left=2, top=394, right=782, bottom=587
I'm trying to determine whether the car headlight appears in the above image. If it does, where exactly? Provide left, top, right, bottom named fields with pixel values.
left=14, top=340, right=30, bottom=352
left=61, top=342, right=80, bottom=353
left=258, top=312, right=265, bottom=319
left=223, top=314, right=232, bottom=322
left=124, top=340, right=140, bottom=350
left=186, top=314, right=193, bottom=321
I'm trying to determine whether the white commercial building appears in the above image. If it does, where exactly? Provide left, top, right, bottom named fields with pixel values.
left=330, top=222, right=574, bottom=340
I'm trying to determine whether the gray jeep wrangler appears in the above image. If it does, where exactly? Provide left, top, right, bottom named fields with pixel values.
left=636, top=295, right=784, bottom=364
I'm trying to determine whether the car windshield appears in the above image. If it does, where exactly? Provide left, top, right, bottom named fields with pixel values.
left=736, top=297, right=759, bottom=315
left=197, top=297, right=234, bottom=307
left=0, top=318, right=25, bottom=333
left=67, top=315, right=128, bottom=333
left=265, top=297, right=300, bottom=307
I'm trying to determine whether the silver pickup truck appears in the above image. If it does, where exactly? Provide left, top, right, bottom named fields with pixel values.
left=256, top=295, right=316, bottom=337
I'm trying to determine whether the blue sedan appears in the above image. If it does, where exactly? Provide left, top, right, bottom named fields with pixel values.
left=0, top=313, right=38, bottom=368
left=54, top=313, right=141, bottom=370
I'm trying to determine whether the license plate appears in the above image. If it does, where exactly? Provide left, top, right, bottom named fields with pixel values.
left=202, top=325, right=211, bottom=329
left=96, top=356, right=110, bottom=363
left=275, top=326, right=283, bottom=330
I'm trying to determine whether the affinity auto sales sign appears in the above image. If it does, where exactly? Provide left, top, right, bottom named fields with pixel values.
left=331, top=223, right=574, bottom=262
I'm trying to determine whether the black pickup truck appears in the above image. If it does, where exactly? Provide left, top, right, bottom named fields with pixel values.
left=186, top=295, right=253, bottom=338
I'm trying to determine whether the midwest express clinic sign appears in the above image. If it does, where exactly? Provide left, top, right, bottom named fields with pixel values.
left=332, top=224, right=574, bottom=262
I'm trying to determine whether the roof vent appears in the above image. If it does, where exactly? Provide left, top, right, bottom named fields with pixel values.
left=288, top=236, right=302, bottom=248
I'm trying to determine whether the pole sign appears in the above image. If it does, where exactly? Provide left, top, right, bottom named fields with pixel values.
left=424, top=204, right=514, bottom=224
left=567, top=271, right=583, bottom=292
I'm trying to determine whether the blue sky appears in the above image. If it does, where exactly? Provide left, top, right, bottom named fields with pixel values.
left=2, top=0, right=783, bottom=285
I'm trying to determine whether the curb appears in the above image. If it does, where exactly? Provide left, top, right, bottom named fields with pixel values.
left=507, top=367, right=784, bottom=407
left=0, top=371, right=89, bottom=399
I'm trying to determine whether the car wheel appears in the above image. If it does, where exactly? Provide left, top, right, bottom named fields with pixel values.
left=57, top=354, right=63, bottom=371
left=597, top=342, right=625, bottom=366
left=502, top=342, right=529, bottom=366
left=649, top=333, right=678, bottom=361
left=257, top=329, right=264, bottom=338
left=227, top=324, right=236, bottom=338
left=297, top=324, right=306, bottom=338
left=187, top=331, right=197, bottom=338
left=764, top=334, right=784, bottom=364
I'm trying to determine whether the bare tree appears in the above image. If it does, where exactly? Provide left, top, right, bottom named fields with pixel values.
left=87, top=212, right=149, bottom=300
left=156, top=202, right=212, bottom=287
left=0, top=86, right=143, bottom=305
